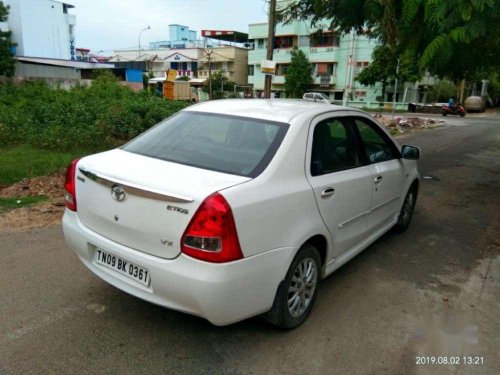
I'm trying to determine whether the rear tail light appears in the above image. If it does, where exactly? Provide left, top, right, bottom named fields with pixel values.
left=181, top=193, right=243, bottom=263
left=64, top=159, right=79, bottom=211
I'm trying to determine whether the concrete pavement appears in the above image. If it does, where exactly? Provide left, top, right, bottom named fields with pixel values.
left=0, top=115, right=499, bottom=374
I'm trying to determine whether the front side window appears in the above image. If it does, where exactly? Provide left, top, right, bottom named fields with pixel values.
left=354, top=118, right=398, bottom=163
left=311, top=118, right=361, bottom=176
left=123, top=112, right=289, bottom=178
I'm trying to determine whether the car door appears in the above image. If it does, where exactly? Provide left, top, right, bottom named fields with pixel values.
left=306, top=113, right=373, bottom=261
left=352, top=116, right=405, bottom=234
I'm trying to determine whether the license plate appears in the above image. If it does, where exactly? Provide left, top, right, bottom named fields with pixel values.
left=95, top=249, right=150, bottom=287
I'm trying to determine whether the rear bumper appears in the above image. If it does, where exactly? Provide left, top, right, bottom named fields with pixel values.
left=62, top=210, right=294, bottom=326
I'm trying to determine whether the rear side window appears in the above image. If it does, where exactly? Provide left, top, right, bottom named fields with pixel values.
left=123, top=112, right=289, bottom=177
left=311, top=117, right=361, bottom=176
left=354, top=118, right=399, bottom=163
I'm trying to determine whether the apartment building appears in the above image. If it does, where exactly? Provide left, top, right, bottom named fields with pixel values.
left=248, top=20, right=379, bottom=102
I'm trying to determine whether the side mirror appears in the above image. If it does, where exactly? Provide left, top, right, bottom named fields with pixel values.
left=401, top=145, right=420, bottom=160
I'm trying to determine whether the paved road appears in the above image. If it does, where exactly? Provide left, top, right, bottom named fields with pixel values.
left=1, top=115, right=499, bottom=375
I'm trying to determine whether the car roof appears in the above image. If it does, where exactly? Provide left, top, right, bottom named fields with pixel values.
left=185, top=99, right=357, bottom=124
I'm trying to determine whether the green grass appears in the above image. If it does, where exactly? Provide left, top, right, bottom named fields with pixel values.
left=0, top=145, right=84, bottom=185
left=0, top=195, right=49, bottom=213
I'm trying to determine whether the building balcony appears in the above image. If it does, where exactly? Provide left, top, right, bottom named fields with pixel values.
left=177, top=70, right=195, bottom=78
left=313, top=75, right=337, bottom=86
left=272, top=75, right=285, bottom=84
left=198, top=70, right=235, bottom=79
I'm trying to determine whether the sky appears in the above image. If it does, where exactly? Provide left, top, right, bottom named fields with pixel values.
left=68, top=0, right=269, bottom=53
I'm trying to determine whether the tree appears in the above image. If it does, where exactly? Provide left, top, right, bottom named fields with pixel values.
left=284, top=47, right=313, bottom=98
left=426, top=80, right=458, bottom=103
left=356, top=45, right=420, bottom=100
left=280, top=0, right=500, bottom=80
left=202, top=71, right=235, bottom=94
left=0, top=1, right=16, bottom=77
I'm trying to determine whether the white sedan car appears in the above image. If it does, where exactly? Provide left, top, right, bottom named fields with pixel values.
left=63, top=99, right=420, bottom=328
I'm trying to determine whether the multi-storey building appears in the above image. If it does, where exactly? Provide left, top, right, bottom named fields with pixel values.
left=248, top=20, right=380, bottom=102
left=4, top=0, right=77, bottom=60
left=149, top=24, right=206, bottom=49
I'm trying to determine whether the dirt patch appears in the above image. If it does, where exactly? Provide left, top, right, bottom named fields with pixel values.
left=0, top=173, right=65, bottom=231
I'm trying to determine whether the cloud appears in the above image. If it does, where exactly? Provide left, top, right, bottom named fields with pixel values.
left=68, top=0, right=267, bottom=52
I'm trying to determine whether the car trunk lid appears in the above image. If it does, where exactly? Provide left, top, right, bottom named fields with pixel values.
left=75, top=149, right=250, bottom=259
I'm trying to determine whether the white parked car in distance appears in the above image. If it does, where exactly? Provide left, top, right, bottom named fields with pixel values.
left=303, top=92, right=333, bottom=104
left=63, top=99, right=420, bottom=328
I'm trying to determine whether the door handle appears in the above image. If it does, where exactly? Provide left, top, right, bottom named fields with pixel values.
left=374, top=176, right=383, bottom=184
left=321, top=187, right=335, bottom=198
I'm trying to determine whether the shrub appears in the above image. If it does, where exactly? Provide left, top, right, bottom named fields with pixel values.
left=0, top=76, right=189, bottom=152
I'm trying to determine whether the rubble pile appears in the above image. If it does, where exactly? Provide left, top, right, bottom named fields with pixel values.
left=373, top=114, right=445, bottom=134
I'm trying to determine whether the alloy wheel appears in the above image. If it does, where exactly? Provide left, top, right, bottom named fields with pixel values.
left=287, top=257, right=318, bottom=318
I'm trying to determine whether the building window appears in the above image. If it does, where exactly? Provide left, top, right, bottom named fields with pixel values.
left=316, top=63, right=328, bottom=76
left=257, top=39, right=265, bottom=49
left=310, top=32, right=339, bottom=47
left=274, top=36, right=294, bottom=49
left=314, top=63, right=337, bottom=77
left=248, top=65, right=254, bottom=76
left=275, top=64, right=289, bottom=75
left=210, top=63, right=217, bottom=70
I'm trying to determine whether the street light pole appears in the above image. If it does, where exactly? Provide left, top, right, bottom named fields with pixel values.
left=138, top=26, right=151, bottom=59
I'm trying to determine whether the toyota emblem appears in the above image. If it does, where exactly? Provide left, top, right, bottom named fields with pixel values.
left=111, top=185, right=126, bottom=202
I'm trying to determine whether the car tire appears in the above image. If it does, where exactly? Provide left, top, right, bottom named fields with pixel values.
left=394, top=185, right=417, bottom=233
left=263, top=244, right=321, bottom=329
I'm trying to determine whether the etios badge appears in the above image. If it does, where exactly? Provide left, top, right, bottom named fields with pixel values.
left=111, top=185, right=126, bottom=202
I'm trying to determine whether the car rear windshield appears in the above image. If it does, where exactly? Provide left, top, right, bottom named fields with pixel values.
left=123, top=111, right=289, bottom=177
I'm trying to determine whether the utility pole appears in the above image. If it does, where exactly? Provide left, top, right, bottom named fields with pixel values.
left=205, top=49, right=214, bottom=99
left=264, top=0, right=277, bottom=99
left=392, top=57, right=400, bottom=119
